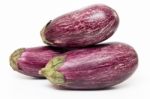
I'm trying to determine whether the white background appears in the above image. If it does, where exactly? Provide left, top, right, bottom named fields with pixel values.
left=0, top=0, right=149, bottom=99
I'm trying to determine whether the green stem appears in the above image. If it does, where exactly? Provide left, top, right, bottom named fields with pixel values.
left=39, top=56, right=65, bottom=85
left=40, top=20, right=54, bottom=45
left=9, top=48, right=25, bottom=70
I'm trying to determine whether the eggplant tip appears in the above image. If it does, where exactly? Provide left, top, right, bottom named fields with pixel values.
left=39, top=55, right=66, bottom=85
left=40, top=24, right=54, bottom=46
left=40, top=26, right=49, bottom=44
left=39, top=67, right=65, bottom=85
left=9, top=48, right=25, bottom=71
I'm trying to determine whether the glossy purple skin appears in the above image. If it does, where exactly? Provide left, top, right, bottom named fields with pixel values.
left=17, top=46, right=61, bottom=77
left=43, top=4, right=119, bottom=47
left=57, top=42, right=138, bottom=89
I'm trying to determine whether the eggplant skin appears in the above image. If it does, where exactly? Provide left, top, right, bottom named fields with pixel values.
left=41, top=4, right=119, bottom=48
left=10, top=46, right=64, bottom=78
left=40, top=42, right=138, bottom=89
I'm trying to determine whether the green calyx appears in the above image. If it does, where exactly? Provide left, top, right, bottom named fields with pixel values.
left=40, top=25, right=50, bottom=44
left=40, top=20, right=54, bottom=45
left=9, top=48, right=25, bottom=71
left=39, top=56, right=65, bottom=85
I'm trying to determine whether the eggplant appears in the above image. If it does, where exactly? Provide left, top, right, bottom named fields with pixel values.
left=40, top=42, right=138, bottom=89
left=10, top=46, right=65, bottom=78
left=41, top=4, right=119, bottom=48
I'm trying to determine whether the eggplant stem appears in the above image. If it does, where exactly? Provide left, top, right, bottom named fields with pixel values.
left=39, top=56, right=65, bottom=85
left=10, top=48, right=25, bottom=70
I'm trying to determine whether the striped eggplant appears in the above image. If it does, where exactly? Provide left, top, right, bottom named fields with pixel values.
left=41, top=4, right=119, bottom=48
left=10, top=46, right=66, bottom=78
left=40, top=42, right=138, bottom=89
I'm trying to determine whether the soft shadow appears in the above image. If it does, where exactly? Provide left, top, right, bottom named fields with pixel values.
left=16, top=73, right=46, bottom=80
left=48, top=84, right=122, bottom=91
left=44, top=80, right=132, bottom=91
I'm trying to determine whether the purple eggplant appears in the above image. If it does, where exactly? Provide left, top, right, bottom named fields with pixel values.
left=41, top=4, right=119, bottom=48
left=40, top=42, right=138, bottom=89
left=10, top=46, right=66, bottom=78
